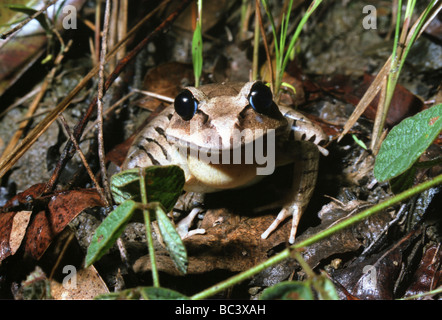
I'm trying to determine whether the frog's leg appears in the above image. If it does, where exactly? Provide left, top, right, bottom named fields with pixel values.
left=261, top=141, right=319, bottom=244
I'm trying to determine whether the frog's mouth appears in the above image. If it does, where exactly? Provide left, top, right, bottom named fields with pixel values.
left=166, top=126, right=283, bottom=159
left=166, top=127, right=281, bottom=177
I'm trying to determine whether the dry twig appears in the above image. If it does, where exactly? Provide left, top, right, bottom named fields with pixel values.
left=58, top=114, right=109, bottom=207
left=96, top=0, right=113, bottom=205
left=0, top=0, right=58, bottom=41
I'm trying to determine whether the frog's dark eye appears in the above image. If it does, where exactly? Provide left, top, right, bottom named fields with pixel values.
left=174, top=89, right=198, bottom=121
left=248, top=81, right=273, bottom=114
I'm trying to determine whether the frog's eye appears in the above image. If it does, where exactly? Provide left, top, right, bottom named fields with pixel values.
left=248, top=81, right=273, bottom=114
left=174, top=89, right=198, bottom=120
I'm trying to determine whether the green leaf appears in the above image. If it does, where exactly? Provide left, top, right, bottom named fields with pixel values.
left=94, top=290, right=138, bottom=300
left=110, top=170, right=140, bottom=204
left=374, top=104, right=442, bottom=182
left=390, top=166, right=416, bottom=193
left=154, top=203, right=188, bottom=274
left=85, top=200, right=138, bottom=267
left=260, top=281, right=314, bottom=300
left=139, top=287, right=188, bottom=300
left=95, top=286, right=188, bottom=300
left=111, top=165, right=185, bottom=212
left=352, top=134, right=368, bottom=150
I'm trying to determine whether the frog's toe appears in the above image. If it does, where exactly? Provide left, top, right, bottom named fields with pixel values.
left=261, top=205, right=302, bottom=244
left=181, top=228, right=206, bottom=239
left=261, top=208, right=291, bottom=240
left=176, top=207, right=206, bottom=239
left=288, top=206, right=301, bottom=244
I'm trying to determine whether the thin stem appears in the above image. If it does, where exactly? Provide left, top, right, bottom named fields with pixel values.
left=390, top=0, right=402, bottom=66
left=191, top=248, right=291, bottom=300
left=293, top=249, right=330, bottom=297
left=0, top=39, right=72, bottom=163
left=261, top=0, right=322, bottom=96
left=252, top=0, right=260, bottom=80
left=97, top=0, right=113, bottom=205
left=256, top=0, right=274, bottom=90
left=292, top=250, right=315, bottom=279
left=372, top=1, right=438, bottom=152
left=58, top=114, right=109, bottom=207
left=396, top=1, right=435, bottom=77
left=139, top=168, right=160, bottom=287
left=191, top=173, right=442, bottom=300
left=281, top=0, right=322, bottom=79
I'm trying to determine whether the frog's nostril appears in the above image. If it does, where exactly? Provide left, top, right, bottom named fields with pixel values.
left=197, top=110, right=209, bottom=125
left=238, top=106, right=251, bottom=119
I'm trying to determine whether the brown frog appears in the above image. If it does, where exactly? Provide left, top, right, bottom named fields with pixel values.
left=123, top=81, right=328, bottom=243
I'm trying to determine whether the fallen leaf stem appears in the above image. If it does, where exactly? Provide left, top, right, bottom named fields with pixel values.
left=190, top=173, right=442, bottom=300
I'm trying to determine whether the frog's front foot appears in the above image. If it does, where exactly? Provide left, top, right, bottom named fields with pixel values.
left=261, top=205, right=302, bottom=244
left=176, top=207, right=206, bottom=239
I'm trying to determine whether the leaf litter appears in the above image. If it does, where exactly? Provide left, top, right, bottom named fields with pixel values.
left=0, top=1, right=441, bottom=300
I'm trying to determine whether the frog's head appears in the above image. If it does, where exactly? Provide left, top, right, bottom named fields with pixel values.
left=166, top=81, right=287, bottom=154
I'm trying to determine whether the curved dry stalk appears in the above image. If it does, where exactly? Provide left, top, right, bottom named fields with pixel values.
left=337, top=56, right=391, bottom=143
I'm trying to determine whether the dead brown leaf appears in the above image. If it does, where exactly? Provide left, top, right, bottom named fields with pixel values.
left=0, top=183, right=47, bottom=261
left=9, top=210, right=32, bottom=255
left=404, top=244, right=442, bottom=298
left=296, top=199, right=394, bottom=269
left=330, top=229, right=421, bottom=300
left=0, top=184, right=105, bottom=263
left=317, top=73, right=423, bottom=127
left=0, top=211, right=17, bottom=261
left=23, top=189, right=105, bottom=260
left=134, top=208, right=291, bottom=275
left=1, top=182, right=46, bottom=213
left=50, top=265, right=109, bottom=300
left=143, top=62, right=194, bottom=99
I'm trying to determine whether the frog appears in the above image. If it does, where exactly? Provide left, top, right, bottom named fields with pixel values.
left=122, top=81, right=328, bottom=244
